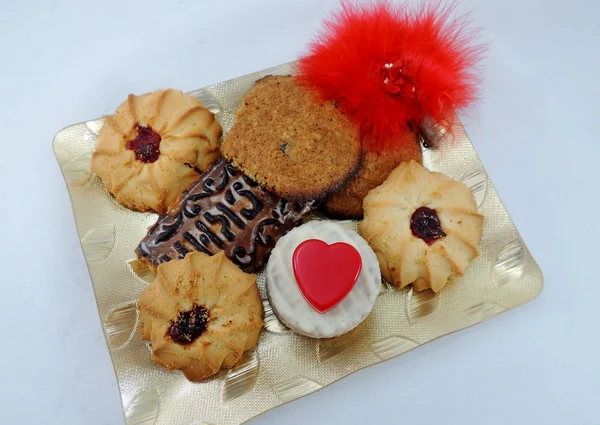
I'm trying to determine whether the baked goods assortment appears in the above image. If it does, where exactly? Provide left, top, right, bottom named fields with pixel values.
left=359, top=161, right=484, bottom=293
left=86, top=1, right=487, bottom=382
left=267, top=221, right=380, bottom=338
left=92, top=89, right=222, bottom=213
left=138, top=251, right=263, bottom=381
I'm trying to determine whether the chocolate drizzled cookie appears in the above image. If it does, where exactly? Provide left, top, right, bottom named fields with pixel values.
left=137, top=158, right=316, bottom=273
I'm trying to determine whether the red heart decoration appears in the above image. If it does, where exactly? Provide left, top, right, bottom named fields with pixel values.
left=292, top=239, right=362, bottom=313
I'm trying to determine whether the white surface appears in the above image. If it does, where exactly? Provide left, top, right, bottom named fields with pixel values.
left=0, top=0, right=598, bottom=424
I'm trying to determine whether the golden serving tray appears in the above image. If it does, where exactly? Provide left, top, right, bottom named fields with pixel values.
left=53, top=62, right=543, bottom=425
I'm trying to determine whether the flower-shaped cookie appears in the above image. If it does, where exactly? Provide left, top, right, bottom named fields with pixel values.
left=91, top=89, right=221, bottom=213
left=138, top=251, right=264, bottom=381
left=359, top=161, right=483, bottom=292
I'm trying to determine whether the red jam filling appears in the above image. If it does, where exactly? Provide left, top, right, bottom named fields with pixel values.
left=410, top=207, right=446, bottom=245
left=167, top=304, right=209, bottom=345
left=126, top=125, right=162, bottom=163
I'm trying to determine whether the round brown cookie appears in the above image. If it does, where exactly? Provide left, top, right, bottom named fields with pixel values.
left=324, top=131, right=422, bottom=218
left=220, top=75, right=361, bottom=200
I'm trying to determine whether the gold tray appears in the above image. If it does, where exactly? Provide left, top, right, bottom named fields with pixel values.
left=53, top=62, right=543, bottom=425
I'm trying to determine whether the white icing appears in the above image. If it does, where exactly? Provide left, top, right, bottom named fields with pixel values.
left=266, top=221, right=380, bottom=338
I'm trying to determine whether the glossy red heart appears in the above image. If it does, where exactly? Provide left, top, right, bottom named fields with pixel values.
left=292, top=239, right=362, bottom=313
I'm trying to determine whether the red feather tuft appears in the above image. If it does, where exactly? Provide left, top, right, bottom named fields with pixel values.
left=296, top=0, right=485, bottom=152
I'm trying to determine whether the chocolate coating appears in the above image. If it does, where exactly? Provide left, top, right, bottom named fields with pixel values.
left=137, top=158, right=316, bottom=273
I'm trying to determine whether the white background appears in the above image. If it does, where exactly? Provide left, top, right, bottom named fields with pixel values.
left=1, top=0, right=598, bottom=424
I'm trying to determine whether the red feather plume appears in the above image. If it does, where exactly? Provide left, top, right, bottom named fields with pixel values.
left=296, top=0, right=485, bottom=152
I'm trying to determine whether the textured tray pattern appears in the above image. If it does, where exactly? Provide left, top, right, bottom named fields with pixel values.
left=53, top=62, right=543, bottom=425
